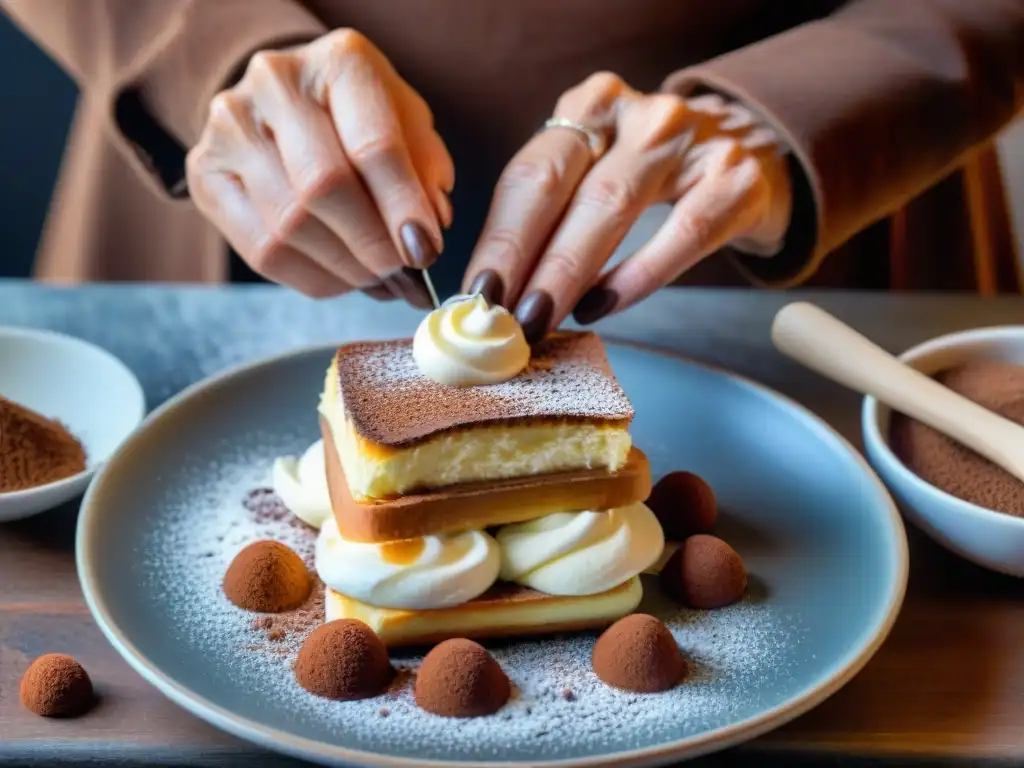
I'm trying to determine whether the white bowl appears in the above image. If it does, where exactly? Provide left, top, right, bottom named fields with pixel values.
left=0, top=326, right=145, bottom=522
left=862, top=326, right=1024, bottom=577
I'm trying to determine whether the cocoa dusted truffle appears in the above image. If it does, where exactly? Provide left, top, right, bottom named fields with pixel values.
left=661, top=534, right=747, bottom=609
left=20, top=654, right=94, bottom=717
left=223, top=540, right=311, bottom=613
left=414, top=638, right=510, bottom=717
left=295, top=620, right=393, bottom=700
left=646, top=471, right=717, bottom=541
left=592, top=614, right=686, bottom=693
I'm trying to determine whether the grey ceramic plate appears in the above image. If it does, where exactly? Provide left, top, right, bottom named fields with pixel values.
left=77, top=341, right=907, bottom=768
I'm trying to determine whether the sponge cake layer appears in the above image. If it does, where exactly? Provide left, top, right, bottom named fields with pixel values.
left=323, top=417, right=651, bottom=542
left=324, top=577, right=643, bottom=647
left=321, top=333, right=634, bottom=500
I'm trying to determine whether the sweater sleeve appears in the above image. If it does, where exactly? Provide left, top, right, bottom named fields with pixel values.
left=2, top=0, right=326, bottom=195
left=663, top=0, right=1024, bottom=287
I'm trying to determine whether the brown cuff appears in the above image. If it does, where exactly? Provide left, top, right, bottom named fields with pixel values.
left=728, top=153, right=819, bottom=288
left=663, top=59, right=827, bottom=287
left=113, top=0, right=325, bottom=196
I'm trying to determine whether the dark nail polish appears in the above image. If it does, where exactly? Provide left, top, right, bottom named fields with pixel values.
left=384, top=267, right=434, bottom=310
left=515, top=291, right=554, bottom=345
left=360, top=282, right=397, bottom=301
left=468, top=269, right=504, bottom=306
left=572, top=286, right=618, bottom=325
left=399, top=221, right=438, bottom=269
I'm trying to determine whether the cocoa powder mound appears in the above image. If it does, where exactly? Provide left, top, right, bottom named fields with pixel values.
left=891, top=362, right=1024, bottom=517
left=223, top=540, right=311, bottom=612
left=294, top=619, right=393, bottom=700
left=591, top=614, right=686, bottom=693
left=0, top=396, right=86, bottom=492
left=646, top=471, right=718, bottom=540
left=661, top=534, right=747, bottom=610
left=414, top=639, right=510, bottom=717
left=20, top=654, right=94, bottom=717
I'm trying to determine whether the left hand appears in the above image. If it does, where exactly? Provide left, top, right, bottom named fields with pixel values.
left=463, top=72, right=793, bottom=343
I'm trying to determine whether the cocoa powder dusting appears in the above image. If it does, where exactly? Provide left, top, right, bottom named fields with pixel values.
left=414, top=639, right=510, bottom=717
left=19, top=654, right=94, bottom=718
left=294, top=619, right=393, bottom=700
left=891, top=362, right=1024, bottom=517
left=223, top=540, right=311, bottom=613
left=592, top=614, right=687, bottom=693
left=0, top=396, right=86, bottom=492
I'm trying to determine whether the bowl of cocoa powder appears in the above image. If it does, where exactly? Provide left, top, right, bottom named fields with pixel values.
left=0, top=326, right=145, bottom=521
left=862, top=325, right=1024, bottom=576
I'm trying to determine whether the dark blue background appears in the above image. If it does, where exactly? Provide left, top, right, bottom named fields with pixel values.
left=0, top=15, right=76, bottom=277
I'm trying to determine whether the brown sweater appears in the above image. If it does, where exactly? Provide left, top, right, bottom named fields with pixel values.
left=3, top=0, right=1023, bottom=292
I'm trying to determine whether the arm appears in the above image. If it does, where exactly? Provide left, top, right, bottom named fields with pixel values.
left=663, top=0, right=1024, bottom=286
left=2, top=0, right=325, bottom=193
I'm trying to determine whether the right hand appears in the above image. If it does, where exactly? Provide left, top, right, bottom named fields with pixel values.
left=186, top=29, right=454, bottom=306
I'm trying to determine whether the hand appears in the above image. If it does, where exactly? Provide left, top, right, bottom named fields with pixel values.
left=464, top=72, right=792, bottom=342
left=186, top=29, right=454, bottom=306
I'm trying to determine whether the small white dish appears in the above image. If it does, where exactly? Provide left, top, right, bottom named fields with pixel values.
left=861, top=326, right=1024, bottom=577
left=0, top=326, right=145, bottom=522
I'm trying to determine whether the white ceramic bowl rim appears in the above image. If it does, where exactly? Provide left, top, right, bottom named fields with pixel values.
left=0, top=325, right=146, bottom=500
left=862, top=323, right=1024, bottom=529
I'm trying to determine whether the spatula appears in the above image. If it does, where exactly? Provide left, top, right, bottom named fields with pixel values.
left=771, top=301, right=1024, bottom=483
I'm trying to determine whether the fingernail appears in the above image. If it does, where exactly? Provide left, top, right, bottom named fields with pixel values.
left=384, top=267, right=434, bottom=310
left=399, top=221, right=439, bottom=268
left=515, top=291, right=554, bottom=345
left=468, top=269, right=504, bottom=306
left=360, top=282, right=397, bottom=302
left=572, top=286, right=618, bottom=325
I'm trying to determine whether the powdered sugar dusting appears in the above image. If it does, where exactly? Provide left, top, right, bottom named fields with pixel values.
left=143, top=443, right=807, bottom=763
left=337, top=332, right=635, bottom=445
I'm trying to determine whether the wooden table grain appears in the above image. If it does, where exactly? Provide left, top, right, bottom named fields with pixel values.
left=2, top=283, right=1023, bottom=767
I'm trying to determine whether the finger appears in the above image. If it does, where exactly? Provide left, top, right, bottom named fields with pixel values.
left=360, top=281, right=399, bottom=301
left=512, top=143, right=671, bottom=342
left=233, top=133, right=380, bottom=289
left=248, top=59, right=406, bottom=281
left=193, top=170, right=352, bottom=299
left=395, top=81, right=456, bottom=226
left=462, top=128, right=593, bottom=308
left=574, top=155, right=767, bottom=323
left=325, top=41, right=442, bottom=268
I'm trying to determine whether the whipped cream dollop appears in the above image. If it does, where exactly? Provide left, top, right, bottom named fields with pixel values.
left=413, top=294, right=530, bottom=387
left=272, top=440, right=332, bottom=529
left=496, top=503, right=665, bottom=596
left=316, top=516, right=500, bottom=610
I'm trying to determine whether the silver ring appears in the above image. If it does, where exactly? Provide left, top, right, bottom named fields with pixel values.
left=542, top=117, right=608, bottom=159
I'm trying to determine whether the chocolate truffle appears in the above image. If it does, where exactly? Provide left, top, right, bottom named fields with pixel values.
left=414, top=638, right=510, bottom=717
left=223, top=540, right=311, bottom=613
left=646, top=471, right=717, bottom=540
left=662, top=534, right=747, bottom=609
left=20, top=654, right=94, bottom=717
left=592, top=614, right=686, bottom=693
left=295, top=619, right=393, bottom=700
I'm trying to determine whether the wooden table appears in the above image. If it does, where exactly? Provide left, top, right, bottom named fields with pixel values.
left=2, top=283, right=1023, bottom=767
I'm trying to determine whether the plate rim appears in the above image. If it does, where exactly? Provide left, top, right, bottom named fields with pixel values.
left=76, top=338, right=908, bottom=768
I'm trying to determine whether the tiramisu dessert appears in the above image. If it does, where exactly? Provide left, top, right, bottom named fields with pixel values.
left=276, top=294, right=665, bottom=646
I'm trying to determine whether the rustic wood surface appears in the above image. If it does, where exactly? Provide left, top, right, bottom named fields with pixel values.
left=1, top=284, right=1023, bottom=767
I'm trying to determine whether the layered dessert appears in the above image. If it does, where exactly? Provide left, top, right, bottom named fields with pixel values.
left=276, top=294, right=664, bottom=646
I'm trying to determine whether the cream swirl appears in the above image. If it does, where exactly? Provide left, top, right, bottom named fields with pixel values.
left=272, top=440, right=332, bottom=529
left=315, top=516, right=500, bottom=610
left=413, top=294, right=530, bottom=387
left=496, top=503, right=664, bottom=596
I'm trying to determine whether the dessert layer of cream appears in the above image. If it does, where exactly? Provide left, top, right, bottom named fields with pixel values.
left=497, top=502, right=665, bottom=596
left=319, top=362, right=632, bottom=501
left=275, top=441, right=665, bottom=610
left=412, top=294, right=529, bottom=387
